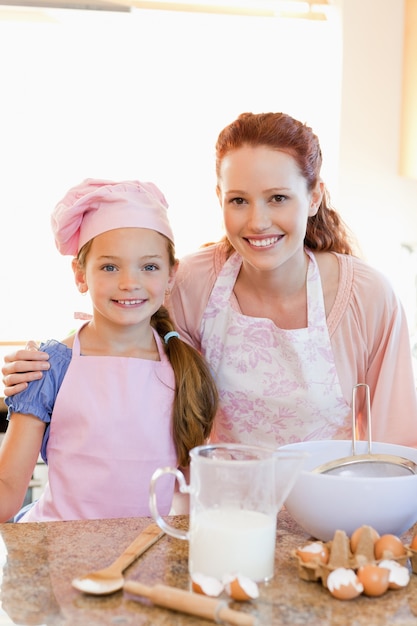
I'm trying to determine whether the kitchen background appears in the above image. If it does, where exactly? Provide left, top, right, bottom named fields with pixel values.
left=0, top=0, right=415, bottom=347
left=0, top=0, right=416, bottom=499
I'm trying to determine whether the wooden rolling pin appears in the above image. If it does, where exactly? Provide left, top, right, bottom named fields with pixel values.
left=124, top=581, right=257, bottom=626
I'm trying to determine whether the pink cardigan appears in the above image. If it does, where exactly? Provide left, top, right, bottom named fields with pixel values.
left=167, top=244, right=417, bottom=448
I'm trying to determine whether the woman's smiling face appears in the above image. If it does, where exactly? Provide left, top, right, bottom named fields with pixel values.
left=217, top=144, right=322, bottom=272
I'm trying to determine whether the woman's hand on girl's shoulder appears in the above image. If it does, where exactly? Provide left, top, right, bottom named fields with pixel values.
left=2, top=342, right=50, bottom=397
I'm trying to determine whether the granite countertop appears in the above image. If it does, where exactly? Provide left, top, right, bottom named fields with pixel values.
left=0, top=510, right=417, bottom=626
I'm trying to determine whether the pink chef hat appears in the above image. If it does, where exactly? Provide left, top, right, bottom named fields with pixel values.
left=51, top=178, right=174, bottom=255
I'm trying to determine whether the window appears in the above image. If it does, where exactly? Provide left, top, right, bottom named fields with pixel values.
left=0, top=4, right=342, bottom=344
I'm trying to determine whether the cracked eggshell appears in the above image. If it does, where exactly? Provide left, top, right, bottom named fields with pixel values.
left=378, top=560, right=410, bottom=589
left=326, top=568, right=363, bottom=600
left=191, top=573, right=224, bottom=597
left=223, top=574, right=259, bottom=601
left=296, top=541, right=330, bottom=565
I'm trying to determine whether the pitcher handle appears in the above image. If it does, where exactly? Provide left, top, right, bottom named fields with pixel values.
left=149, top=467, right=190, bottom=540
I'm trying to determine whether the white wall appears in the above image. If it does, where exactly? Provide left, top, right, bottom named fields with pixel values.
left=0, top=5, right=343, bottom=342
left=338, top=0, right=417, bottom=336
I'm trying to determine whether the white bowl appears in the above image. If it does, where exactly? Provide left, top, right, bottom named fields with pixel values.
left=279, top=440, right=417, bottom=541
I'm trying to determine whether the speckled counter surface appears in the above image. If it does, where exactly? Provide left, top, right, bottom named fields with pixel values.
left=0, top=511, right=417, bottom=626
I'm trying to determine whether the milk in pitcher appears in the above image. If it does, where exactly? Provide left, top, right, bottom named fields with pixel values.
left=189, top=507, right=276, bottom=581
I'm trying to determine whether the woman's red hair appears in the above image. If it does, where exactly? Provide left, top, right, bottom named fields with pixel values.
left=215, top=112, right=354, bottom=255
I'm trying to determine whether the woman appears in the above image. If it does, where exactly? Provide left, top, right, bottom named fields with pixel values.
left=3, top=112, right=417, bottom=448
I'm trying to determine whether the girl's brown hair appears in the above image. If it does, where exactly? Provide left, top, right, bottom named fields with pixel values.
left=77, top=238, right=218, bottom=467
left=215, top=112, right=355, bottom=255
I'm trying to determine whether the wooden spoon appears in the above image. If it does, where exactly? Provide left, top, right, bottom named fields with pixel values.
left=72, top=522, right=164, bottom=595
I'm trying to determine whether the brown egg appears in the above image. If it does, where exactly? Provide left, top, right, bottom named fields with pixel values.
left=326, top=568, right=363, bottom=600
left=374, top=534, right=406, bottom=560
left=350, top=526, right=380, bottom=553
left=191, top=573, right=223, bottom=597
left=296, top=541, right=330, bottom=564
left=223, top=574, right=259, bottom=601
left=357, top=564, right=390, bottom=596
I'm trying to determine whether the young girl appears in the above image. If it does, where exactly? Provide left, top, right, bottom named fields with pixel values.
left=0, top=178, right=218, bottom=523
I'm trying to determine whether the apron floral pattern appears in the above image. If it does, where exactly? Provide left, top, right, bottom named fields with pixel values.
left=201, top=250, right=351, bottom=447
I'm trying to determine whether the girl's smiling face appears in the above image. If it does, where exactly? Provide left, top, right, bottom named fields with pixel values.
left=74, top=227, right=176, bottom=328
left=217, top=145, right=323, bottom=272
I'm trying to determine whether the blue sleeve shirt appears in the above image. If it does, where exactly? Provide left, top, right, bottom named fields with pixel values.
left=5, top=340, right=72, bottom=463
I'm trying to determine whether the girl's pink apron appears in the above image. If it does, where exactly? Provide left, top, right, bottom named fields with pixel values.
left=20, top=327, right=177, bottom=522
left=201, top=250, right=350, bottom=447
